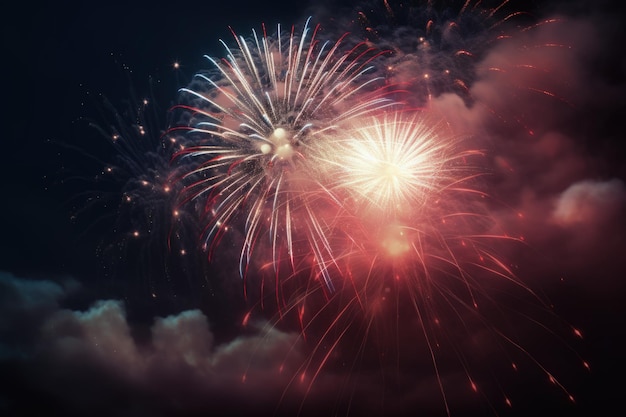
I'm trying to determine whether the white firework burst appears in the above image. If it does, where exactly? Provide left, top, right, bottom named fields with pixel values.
left=171, top=17, right=398, bottom=293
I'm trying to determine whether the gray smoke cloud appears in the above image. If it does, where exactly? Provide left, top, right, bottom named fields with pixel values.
left=0, top=271, right=306, bottom=417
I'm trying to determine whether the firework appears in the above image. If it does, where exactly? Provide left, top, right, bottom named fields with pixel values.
left=171, top=17, right=398, bottom=295
left=74, top=90, right=208, bottom=299
left=314, top=113, right=469, bottom=216
left=277, top=111, right=518, bottom=405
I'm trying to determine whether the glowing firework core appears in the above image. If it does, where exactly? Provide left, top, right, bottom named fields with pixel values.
left=261, top=127, right=295, bottom=161
left=317, top=114, right=453, bottom=217
left=380, top=224, right=411, bottom=257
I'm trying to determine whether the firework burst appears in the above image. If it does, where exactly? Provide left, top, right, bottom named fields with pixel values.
left=350, top=0, right=571, bottom=127
left=275, top=111, right=524, bottom=404
left=315, top=113, right=470, bottom=217
left=67, top=88, right=209, bottom=300
left=171, top=17, right=399, bottom=294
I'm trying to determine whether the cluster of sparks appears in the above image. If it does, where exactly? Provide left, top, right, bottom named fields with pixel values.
left=90, top=1, right=588, bottom=414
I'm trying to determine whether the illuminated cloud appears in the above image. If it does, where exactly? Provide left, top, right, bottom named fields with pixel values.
left=553, top=179, right=626, bottom=226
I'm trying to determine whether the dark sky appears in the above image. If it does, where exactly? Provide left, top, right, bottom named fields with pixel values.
left=2, top=1, right=625, bottom=417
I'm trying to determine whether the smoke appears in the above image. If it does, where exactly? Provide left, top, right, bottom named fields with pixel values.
left=378, top=4, right=625, bottom=301
left=0, top=271, right=308, bottom=416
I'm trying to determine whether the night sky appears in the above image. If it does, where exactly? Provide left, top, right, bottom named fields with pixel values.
left=2, top=1, right=625, bottom=416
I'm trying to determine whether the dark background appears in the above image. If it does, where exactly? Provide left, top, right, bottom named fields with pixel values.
left=2, top=1, right=625, bottom=416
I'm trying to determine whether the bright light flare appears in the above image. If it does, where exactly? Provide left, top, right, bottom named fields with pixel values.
left=316, top=113, right=461, bottom=217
